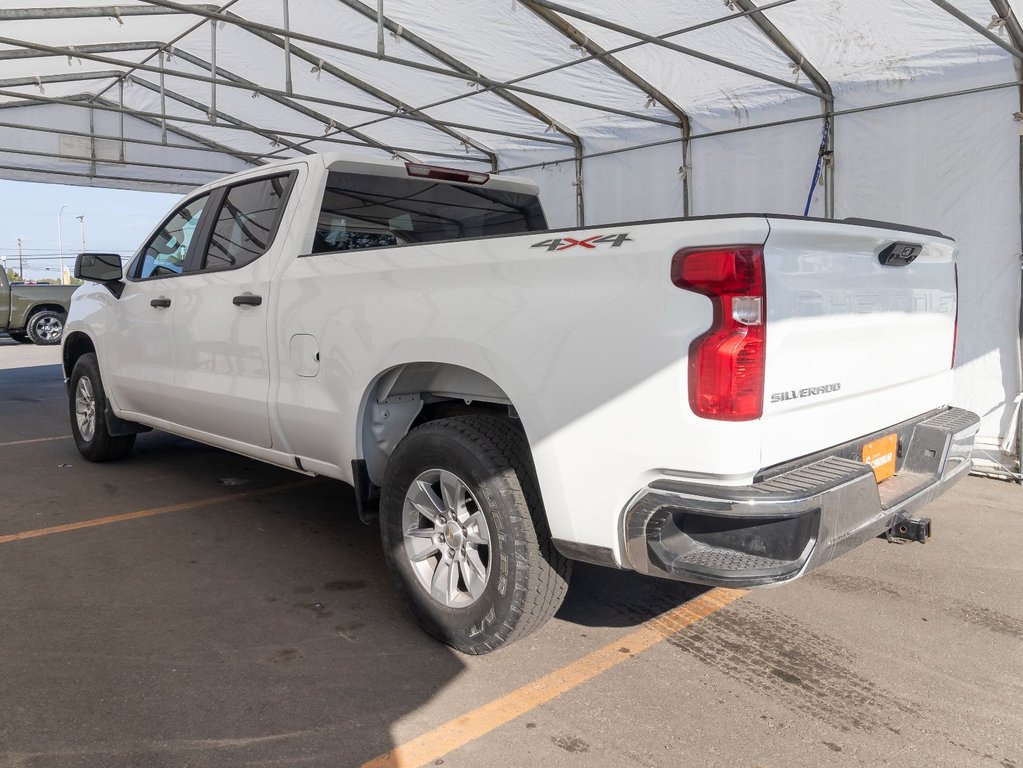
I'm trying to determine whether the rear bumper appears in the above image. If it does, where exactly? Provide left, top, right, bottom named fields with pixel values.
left=622, top=407, right=980, bottom=587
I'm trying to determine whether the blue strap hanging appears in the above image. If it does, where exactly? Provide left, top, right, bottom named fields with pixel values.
left=803, top=118, right=832, bottom=217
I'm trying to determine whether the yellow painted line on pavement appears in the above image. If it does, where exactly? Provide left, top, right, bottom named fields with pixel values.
left=0, top=435, right=71, bottom=448
left=0, top=479, right=319, bottom=545
left=361, top=587, right=748, bottom=768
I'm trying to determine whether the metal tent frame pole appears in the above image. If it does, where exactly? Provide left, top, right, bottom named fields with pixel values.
left=84, top=0, right=242, bottom=114
left=0, top=86, right=246, bottom=186
left=0, top=5, right=217, bottom=20
left=497, top=80, right=1023, bottom=171
left=0, top=91, right=261, bottom=167
left=0, top=0, right=807, bottom=193
left=0, top=38, right=575, bottom=149
left=129, top=1, right=685, bottom=129
left=0, top=70, right=123, bottom=89
left=235, top=25, right=499, bottom=171
left=166, top=48, right=420, bottom=163
left=0, top=117, right=262, bottom=162
left=732, top=0, right=834, bottom=219
left=125, top=77, right=313, bottom=156
left=243, top=22, right=680, bottom=132
left=333, top=0, right=587, bottom=224
left=0, top=87, right=494, bottom=164
left=930, top=0, right=1023, bottom=480
left=330, top=0, right=798, bottom=138
left=0, top=40, right=155, bottom=61
left=520, top=0, right=693, bottom=216
left=931, top=0, right=1023, bottom=61
left=0, top=160, right=214, bottom=189
left=0, top=143, right=230, bottom=177
left=989, top=0, right=1023, bottom=481
left=521, top=0, right=828, bottom=100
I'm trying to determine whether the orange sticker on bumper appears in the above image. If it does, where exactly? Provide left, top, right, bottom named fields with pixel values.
left=862, top=433, right=898, bottom=483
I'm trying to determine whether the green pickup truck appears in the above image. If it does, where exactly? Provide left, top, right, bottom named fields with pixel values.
left=1, top=271, right=78, bottom=345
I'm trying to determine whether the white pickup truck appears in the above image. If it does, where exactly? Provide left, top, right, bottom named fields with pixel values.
left=64, top=152, right=979, bottom=653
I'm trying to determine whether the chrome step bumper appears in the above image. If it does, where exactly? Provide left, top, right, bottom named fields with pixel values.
left=622, top=407, right=980, bottom=587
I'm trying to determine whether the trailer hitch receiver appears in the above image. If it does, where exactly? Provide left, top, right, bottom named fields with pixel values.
left=886, top=517, right=931, bottom=544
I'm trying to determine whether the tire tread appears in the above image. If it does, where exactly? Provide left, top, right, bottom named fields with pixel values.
left=382, top=413, right=571, bottom=653
left=69, top=353, right=136, bottom=462
left=25, top=309, right=64, bottom=346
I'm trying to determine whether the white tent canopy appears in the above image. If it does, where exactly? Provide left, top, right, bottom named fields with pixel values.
left=1, top=0, right=1020, bottom=477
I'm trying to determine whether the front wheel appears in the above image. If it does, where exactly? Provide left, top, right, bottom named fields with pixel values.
left=69, top=353, right=136, bottom=462
left=25, top=310, right=65, bottom=345
left=380, top=415, right=571, bottom=654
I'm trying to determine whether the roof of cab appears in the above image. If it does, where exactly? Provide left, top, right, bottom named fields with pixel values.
left=191, top=151, right=539, bottom=197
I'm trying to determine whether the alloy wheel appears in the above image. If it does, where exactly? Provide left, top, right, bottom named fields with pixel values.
left=402, top=468, right=492, bottom=608
left=74, top=375, right=96, bottom=442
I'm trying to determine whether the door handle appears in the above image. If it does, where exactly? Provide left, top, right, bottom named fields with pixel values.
left=150, top=297, right=171, bottom=308
left=232, top=294, right=263, bottom=307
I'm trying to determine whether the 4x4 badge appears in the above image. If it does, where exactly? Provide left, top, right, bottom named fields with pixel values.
left=531, top=233, right=633, bottom=251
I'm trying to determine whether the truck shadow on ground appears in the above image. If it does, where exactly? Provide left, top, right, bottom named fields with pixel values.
left=555, top=562, right=708, bottom=629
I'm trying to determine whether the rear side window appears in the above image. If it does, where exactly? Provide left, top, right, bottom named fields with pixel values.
left=204, top=174, right=293, bottom=271
left=312, top=171, right=547, bottom=253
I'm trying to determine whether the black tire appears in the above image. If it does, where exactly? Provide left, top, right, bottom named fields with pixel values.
left=69, top=353, right=136, bottom=462
left=25, top=310, right=65, bottom=345
left=380, top=414, right=571, bottom=654
left=7, top=332, right=32, bottom=344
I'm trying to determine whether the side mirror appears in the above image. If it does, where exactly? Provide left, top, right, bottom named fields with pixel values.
left=74, top=253, right=124, bottom=297
left=75, top=253, right=123, bottom=282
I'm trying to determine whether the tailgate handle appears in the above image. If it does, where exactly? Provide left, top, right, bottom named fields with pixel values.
left=878, top=242, right=922, bottom=267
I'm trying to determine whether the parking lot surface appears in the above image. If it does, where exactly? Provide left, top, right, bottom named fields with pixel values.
left=1, top=337, right=1021, bottom=768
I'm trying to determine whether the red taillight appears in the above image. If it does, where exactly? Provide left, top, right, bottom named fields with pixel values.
left=951, top=262, right=959, bottom=368
left=671, top=246, right=766, bottom=421
left=404, top=162, right=489, bottom=185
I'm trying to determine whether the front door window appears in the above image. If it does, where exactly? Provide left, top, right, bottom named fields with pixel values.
left=137, top=195, right=209, bottom=279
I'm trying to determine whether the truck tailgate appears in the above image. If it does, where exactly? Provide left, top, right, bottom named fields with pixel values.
left=760, top=217, right=957, bottom=469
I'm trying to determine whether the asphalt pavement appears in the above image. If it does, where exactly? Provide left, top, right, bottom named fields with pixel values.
left=0, top=336, right=1020, bottom=768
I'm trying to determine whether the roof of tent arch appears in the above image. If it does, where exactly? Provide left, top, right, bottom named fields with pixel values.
left=0, top=0, right=1018, bottom=197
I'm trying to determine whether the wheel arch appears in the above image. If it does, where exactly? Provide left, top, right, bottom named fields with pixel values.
left=357, top=361, right=519, bottom=487
left=62, top=331, right=96, bottom=379
left=24, top=303, right=68, bottom=325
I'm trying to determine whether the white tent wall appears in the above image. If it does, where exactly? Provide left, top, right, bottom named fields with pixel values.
left=833, top=79, right=1022, bottom=466
left=581, top=135, right=685, bottom=225
left=0, top=100, right=252, bottom=191
left=499, top=145, right=579, bottom=227
left=689, top=117, right=827, bottom=218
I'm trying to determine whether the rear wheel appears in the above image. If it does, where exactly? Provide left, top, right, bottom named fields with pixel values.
left=69, top=353, right=135, bottom=462
left=25, top=310, right=65, bottom=345
left=380, top=415, right=571, bottom=654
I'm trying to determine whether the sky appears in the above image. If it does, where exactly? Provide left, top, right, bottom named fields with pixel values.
left=0, top=180, right=180, bottom=281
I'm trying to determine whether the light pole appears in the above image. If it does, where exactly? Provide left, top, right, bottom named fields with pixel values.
left=76, top=215, right=86, bottom=252
left=57, top=203, right=68, bottom=285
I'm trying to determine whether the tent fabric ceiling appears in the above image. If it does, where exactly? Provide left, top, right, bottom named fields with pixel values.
left=0, top=0, right=1021, bottom=477
left=0, top=0, right=1017, bottom=191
